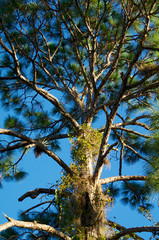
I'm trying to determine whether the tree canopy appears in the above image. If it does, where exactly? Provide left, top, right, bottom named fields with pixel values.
left=0, top=0, right=159, bottom=239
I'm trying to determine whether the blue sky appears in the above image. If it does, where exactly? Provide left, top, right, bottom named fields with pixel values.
left=0, top=106, right=159, bottom=239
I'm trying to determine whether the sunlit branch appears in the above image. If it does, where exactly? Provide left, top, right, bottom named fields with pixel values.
left=112, top=117, right=151, bottom=130
left=0, top=129, right=35, bottom=143
left=103, top=141, right=119, bottom=158
left=100, top=175, right=147, bottom=185
left=111, top=126, right=150, bottom=138
left=0, top=215, right=71, bottom=240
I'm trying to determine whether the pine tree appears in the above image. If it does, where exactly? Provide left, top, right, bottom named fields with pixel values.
left=0, top=0, right=159, bottom=239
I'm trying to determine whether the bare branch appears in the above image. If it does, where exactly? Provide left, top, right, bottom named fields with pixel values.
left=107, top=220, right=144, bottom=240
left=111, top=126, right=150, bottom=139
left=93, top=79, right=128, bottom=184
left=0, top=214, right=71, bottom=240
left=112, top=117, right=151, bottom=131
left=0, top=129, right=73, bottom=175
left=123, top=80, right=159, bottom=102
left=35, top=143, right=74, bottom=175
left=0, top=141, right=28, bottom=153
left=107, top=226, right=159, bottom=240
left=143, top=46, right=159, bottom=51
left=124, top=143, right=150, bottom=163
left=0, top=129, right=35, bottom=144
left=100, top=175, right=147, bottom=185
left=21, top=201, right=53, bottom=215
left=18, top=188, right=55, bottom=201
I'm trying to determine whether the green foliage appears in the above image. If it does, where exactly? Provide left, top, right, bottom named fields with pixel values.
left=14, top=170, right=28, bottom=181
left=0, top=228, right=19, bottom=240
left=121, top=181, right=153, bottom=211
left=4, top=116, right=24, bottom=133
left=0, top=153, right=27, bottom=183
left=51, top=125, right=109, bottom=237
left=105, top=183, right=120, bottom=201
left=143, top=112, right=159, bottom=193
left=70, top=124, right=102, bottom=167
left=0, top=0, right=159, bottom=239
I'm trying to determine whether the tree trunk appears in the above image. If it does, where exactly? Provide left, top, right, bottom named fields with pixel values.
left=69, top=127, right=107, bottom=239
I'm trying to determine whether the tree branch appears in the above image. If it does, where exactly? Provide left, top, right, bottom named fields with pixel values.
left=100, top=175, right=147, bottom=185
left=123, top=80, right=159, bottom=102
left=0, top=129, right=35, bottom=144
left=0, top=129, right=74, bottom=175
left=0, top=32, right=81, bottom=132
left=107, top=220, right=144, bottom=240
left=93, top=79, right=128, bottom=184
left=107, top=226, right=159, bottom=240
left=21, top=201, right=53, bottom=215
left=143, top=46, right=159, bottom=51
left=123, top=143, right=150, bottom=163
left=18, top=188, right=56, bottom=201
left=111, top=126, right=150, bottom=139
left=0, top=214, right=71, bottom=240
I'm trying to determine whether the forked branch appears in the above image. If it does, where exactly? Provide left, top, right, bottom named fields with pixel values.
left=0, top=129, right=73, bottom=175
left=0, top=214, right=71, bottom=240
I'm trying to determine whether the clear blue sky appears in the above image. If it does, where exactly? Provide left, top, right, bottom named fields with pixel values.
left=0, top=106, right=158, bottom=239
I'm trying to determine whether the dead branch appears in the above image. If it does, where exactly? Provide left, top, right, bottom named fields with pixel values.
left=0, top=214, right=71, bottom=240
left=18, top=188, right=56, bottom=201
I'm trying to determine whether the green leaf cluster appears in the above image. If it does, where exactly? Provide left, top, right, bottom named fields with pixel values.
left=70, top=124, right=102, bottom=166
left=144, top=112, right=159, bottom=193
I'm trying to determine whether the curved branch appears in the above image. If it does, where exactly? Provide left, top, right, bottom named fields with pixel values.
left=0, top=129, right=73, bottom=175
left=18, top=188, right=56, bottom=202
left=108, top=226, right=159, bottom=240
left=123, top=80, right=159, bottom=102
left=113, top=119, right=151, bottom=131
left=0, top=133, right=70, bottom=153
left=100, top=175, right=147, bottom=185
left=0, top=129, right=35, bottom=143
left=0, top=141, right=28, bottom=153
left=99, top=114, right=151, bottom=133
left=0, top=214, right=71, bottom=240
left=0, top=34, right=81, bottom=132
left=124, top=143, right=150, bottom=163
left=111, top=126, right=150, bottom=139
left=21, top=201, right=53, bottom=215
left=107, top=220, right=144, bottom=240
left=35, top=143, right=74, bottom=175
